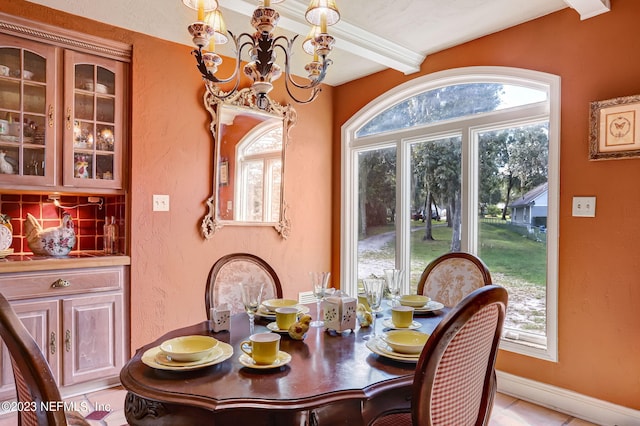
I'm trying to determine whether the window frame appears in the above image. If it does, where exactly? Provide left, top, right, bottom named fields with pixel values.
left=341, top=66, right=560, bottom=361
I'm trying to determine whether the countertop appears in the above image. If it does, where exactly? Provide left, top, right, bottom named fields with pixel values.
left=0, top=251, right=131, bottom=273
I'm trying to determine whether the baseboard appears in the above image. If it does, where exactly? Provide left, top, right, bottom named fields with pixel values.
left=496, top=370, right=640, bottom=426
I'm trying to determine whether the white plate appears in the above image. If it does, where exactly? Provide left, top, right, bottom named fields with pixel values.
left=266, top=322, right=292, bottom=334
left=382, top=319, right=422, bottom=330
left=142, top=341, right=233, bottom=371
left=413, top=300, right=445, bottom=313
left=365, top=338, right=419, bottom=363
left=257, top=304, right=309, bottom=320
left=239, top=351, right=291, bottom=369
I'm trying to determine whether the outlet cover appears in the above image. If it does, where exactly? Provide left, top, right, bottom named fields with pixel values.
left=572, top=196, right=596, bottom=217
left=152, top=194, right=170, bottom=212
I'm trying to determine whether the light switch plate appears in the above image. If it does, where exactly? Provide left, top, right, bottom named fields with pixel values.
left=152, top=194, right=170, bottom=212
left=572, top=196, right=596, bottom=217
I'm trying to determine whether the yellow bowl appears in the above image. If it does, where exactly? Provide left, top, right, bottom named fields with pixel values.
left=159, top=335, right=218, bottom=362
left=399, top=294, right=430, bottom=308
left=381, top=330, right=429, bottom=354
left=262, top=298, right=298, bottom=312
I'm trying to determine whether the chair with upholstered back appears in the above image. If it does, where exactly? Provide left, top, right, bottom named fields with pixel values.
left=370, top=284, right=507, bottom=426
left=0, top=293, right=88, bottom=426
left=205, top=253, right=283, bottom=317
left=417, top=252, right=492, bottom=307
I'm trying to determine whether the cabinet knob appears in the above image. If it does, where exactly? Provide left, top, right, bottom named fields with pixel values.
left=48, top=104, right=54, bottom=128
left=66, top=107, right=72, bottom=130
left=51, top=278, right=71, bottom=288
left=50, top=331, right=56, bottom=355
left=65, top=329, right=71, bottom=352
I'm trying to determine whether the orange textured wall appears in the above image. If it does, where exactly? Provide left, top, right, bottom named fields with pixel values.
left=1, top=1, right=333, bottom=354
left=333, top=0, right=640, bottom=409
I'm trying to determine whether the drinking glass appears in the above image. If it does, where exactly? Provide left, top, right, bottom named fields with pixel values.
left=384, top=269, right=403, bottom=307
left=241, top=282, right=264, bottom=335
left=362, top=278, right=385, bottom=341
left=309, top=271, right=331, bottom=327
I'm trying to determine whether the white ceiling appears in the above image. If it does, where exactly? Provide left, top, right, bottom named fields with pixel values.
left=25, top=0, right=610, bottom=86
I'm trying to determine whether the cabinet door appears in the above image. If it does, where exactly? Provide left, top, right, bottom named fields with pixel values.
left=63, top=50, right=124, bottom=189
left=0, top=299, right=60, bottom=401
left=61, top=293, right=123, bottom=386
left=0, top=34, right=57, bottom=187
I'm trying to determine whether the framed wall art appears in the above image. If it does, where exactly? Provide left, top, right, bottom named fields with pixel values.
left=589, top=94, right=640, bottom=160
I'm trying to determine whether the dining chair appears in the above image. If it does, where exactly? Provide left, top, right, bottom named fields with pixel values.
left=205, top=253, right=283, bottom=316
left=0, top=293, right=89, bottom=426
left=370, top=284, right=508, bottom=426
left=417, top=251, right=492, bottom=307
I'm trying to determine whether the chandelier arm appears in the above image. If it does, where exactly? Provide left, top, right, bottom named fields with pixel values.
left=204, top=76, right=241, bottom=101
left=277, top=38, right=331, bottom=91
left=283, top=80, right=322, bottom=104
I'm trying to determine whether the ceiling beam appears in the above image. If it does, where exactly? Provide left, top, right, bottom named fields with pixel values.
left=563, top=0, right=610, bottom=20
left=221, top=0, right=424, bottom=75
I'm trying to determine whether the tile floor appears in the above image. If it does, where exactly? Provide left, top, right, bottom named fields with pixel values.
left=0, top=386, right=601, bottom=426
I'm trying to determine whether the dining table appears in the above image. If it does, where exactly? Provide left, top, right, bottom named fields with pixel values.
left=120, top=301, right=449, bottom=426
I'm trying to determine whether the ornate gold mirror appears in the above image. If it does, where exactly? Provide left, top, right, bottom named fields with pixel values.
left=201, top=88, right=296, bottom=239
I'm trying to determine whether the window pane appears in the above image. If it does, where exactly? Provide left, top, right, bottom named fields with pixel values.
left=357, top=147, right=396, bottom=281
left=477, top=122, right=549, bottom=338
left=268, top=159, right=281, bottom=222
left=409, top=136, right=462, bottom=292
left=242, top=160, right=264, bottom=222
left=357, top=83, right=546, bottom=137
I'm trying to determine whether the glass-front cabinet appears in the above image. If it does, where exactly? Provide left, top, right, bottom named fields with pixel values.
left=0, top=31, right=126, bottom=191
left=0, top=37, right=56, bottom=186
left=63, top=51, right=124, bottom=189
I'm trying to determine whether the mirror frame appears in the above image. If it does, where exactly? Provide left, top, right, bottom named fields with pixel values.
left=201, top=88, right=297, bottom=239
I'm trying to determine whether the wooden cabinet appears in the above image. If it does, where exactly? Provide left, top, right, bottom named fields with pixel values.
left=61, top=293, right=124, bottom=386
left=0, top=14, right=130, bottom=193
left=0, top=36, right=56, bottom=187
left=63, top=50, right=125, bottom=189
left=0, top=265, right=127, bottom=401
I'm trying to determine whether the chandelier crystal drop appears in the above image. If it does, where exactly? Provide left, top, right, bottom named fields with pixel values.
left=184, top=0, right=340, bottom=109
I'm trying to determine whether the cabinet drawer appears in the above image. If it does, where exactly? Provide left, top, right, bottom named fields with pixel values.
left=0, top=267, right=123, bottom=300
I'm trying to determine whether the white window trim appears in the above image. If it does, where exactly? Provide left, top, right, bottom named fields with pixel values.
left=341, top=66, right=560, bottom=362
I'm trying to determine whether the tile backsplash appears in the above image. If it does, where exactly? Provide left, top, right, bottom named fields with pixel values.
left=0, top=194, right=125, bottom=255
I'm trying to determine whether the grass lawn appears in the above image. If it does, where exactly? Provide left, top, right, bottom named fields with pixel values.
left=405, top=220, right=547, bottom=287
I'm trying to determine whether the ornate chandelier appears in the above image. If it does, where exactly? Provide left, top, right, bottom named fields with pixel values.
left=183, top=0, right=340, bottom=109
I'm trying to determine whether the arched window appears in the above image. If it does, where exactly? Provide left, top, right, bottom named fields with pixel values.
left=235, top=123, right=282, bottom=222
left=341, top=67, right=560, bottom=361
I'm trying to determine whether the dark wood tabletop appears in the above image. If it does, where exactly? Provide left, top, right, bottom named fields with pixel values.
left=120, top=304, right=449, bottom=426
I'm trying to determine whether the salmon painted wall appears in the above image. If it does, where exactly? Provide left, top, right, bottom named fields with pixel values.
left=332, top=0, right=640, bottom=409
left=1, top=1, right=333, bottom=352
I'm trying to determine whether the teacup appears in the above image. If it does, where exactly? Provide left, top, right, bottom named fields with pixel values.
left=0, top=65, right=9, bottom=77
left=275, top=307, right=298, bottom=330
left=240, top=333, right=280, bottom=365
left=391, top=306, right=414, bottom=328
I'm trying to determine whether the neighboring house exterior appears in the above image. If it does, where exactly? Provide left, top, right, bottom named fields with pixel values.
left=510, top=182, right=548, bottom=227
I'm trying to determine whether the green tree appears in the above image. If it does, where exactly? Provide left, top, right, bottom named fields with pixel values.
left=358, top=148, right=396, bottom=237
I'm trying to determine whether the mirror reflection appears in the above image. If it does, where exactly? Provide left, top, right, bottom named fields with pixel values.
left=201, top=88, right=296, bottom=239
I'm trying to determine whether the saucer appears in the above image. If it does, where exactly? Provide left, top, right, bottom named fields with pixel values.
left=413, top=300, right=445, bottom=313
left=266, top=322, right=291, bottom=334
left=239, top=351, right=292, bottom=369
left=142, top=341, right=233, bottom=371
left=382, top=319, right=422, bottom=330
